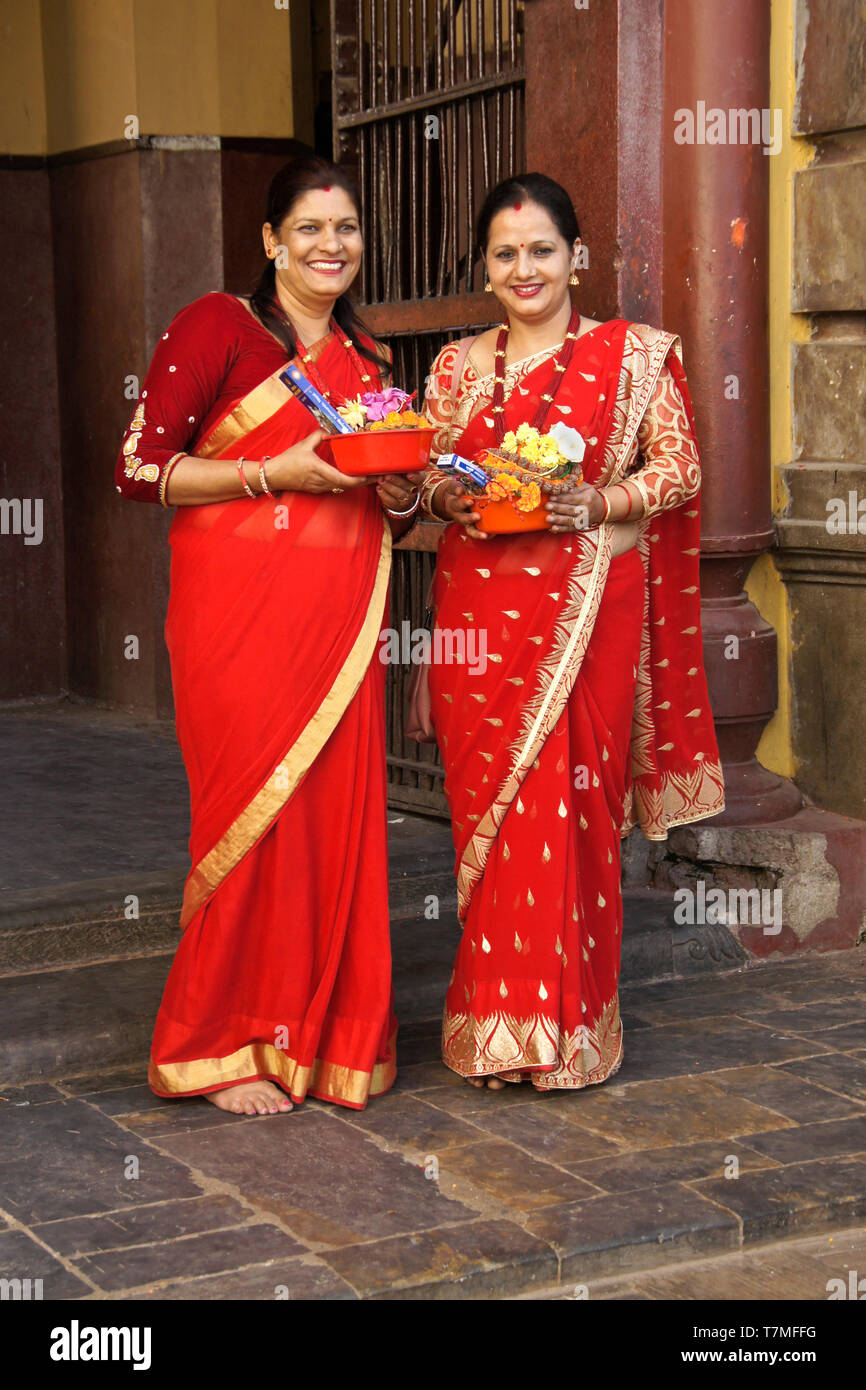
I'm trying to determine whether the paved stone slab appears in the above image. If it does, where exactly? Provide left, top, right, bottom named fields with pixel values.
left=0, top=1098, right=203, bottom=1223
left=556, top=1074, right=793, bottom=1149
left=777, top=1052, right=866, bottom=1103
left=435, top=1139, right=600, bottom=1212
left=32, top=1195, right=256, bottom=1256
left=58, top=1067, right=151, bottom=1097
left=75, top=1222, right=307, bottom=1292
left=519, top=1223, right=866, bottom=1301
left=693, top=1155, right=866, bottom=1243
left=322, top=1218, right=558, bottom=1299
left=704, top=1063, right=863, bottom=1123
left=389, top=1058, right=466, bottom=1093
left=410, top=1079, right=569, bottom=1119
left=753, top=1002, right=866, bottom=1037
left=564, top=1138, right=778, bottom=1193
left=338, top=1093, right=485, bottom=1153
left=70, top=1083, right=169, bottom=1118
left=0, top=1227, right=93, bottom=1299
left=136, top=1253, right=358, bottom=1300
left=810, top=1023, right=866, bottom=1051
left=149, top=1108, right=479, bottom=1245
left=614, top=1015, right=830, bottom=1084
left=0, top=1082, right=66, bottom=1106
left=730, top=1114, right=866, bottom=1165
left=525, top=1183, right=739, bottom=1280
left=456, top=1103, right=620, bottom=1167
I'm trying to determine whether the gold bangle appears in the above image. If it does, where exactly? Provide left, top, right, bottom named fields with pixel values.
left=424, top=476, right=452, bottom=520
left=258, top=461, right=273, bottom=497
left=237, top=457, right=257, bottom=499
left=598, top=489, right=612, bottom=523
left=159, top=452, right=186, bottom=507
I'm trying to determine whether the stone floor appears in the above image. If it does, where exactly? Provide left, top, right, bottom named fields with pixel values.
left=2, top=949, right=865, bottom=1300
left=2, top=701, right=865, bottom=1300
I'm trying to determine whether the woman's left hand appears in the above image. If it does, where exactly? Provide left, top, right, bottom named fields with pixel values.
left=375, top=471, right=425, bottom=514
left=545, top=482, right=606, bottom=533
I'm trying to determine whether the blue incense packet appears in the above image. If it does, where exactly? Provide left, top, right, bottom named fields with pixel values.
left=280, top=364, right=355, bottom=435
left=436, top=453, right=488, bottom=488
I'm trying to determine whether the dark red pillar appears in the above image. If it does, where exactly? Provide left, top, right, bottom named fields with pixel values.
left=662, top=0, right=801, bottom=821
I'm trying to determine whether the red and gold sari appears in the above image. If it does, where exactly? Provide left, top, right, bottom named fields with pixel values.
left=137, top=309, right=396, bottom=1109
left=422, top=319, right=725, bottom=1088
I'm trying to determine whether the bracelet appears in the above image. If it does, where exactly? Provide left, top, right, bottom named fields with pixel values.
left=423, top=476, right=453, bottom=520
left=614, top=483, right=637, bottom=519
left=598, top=488, right=612, bottom=522
left=258, top=461, right=273, bottom=497
left=386, top=490, right=420, bottom=519
left=237, top=457, right=256, bottom=499
left=159, top=452, right=186, bottom=508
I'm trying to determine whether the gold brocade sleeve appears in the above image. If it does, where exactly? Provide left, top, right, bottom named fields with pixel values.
left=420, top=342, right=459, bottom=518
left=626, top=362, right=701, bottom=517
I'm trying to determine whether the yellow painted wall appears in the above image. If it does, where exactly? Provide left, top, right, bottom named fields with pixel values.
left=0, top=0, right=47, bottom=154
left=41, top=0, right=138, bottom=153
left=745, top=0, right=815, bottom=778
left=1, top=0, right=298, bottom=156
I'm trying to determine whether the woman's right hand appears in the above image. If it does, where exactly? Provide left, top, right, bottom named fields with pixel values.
left=262, top=430, right=370, bottom=494
left=434, top=477, right=489, bottom=541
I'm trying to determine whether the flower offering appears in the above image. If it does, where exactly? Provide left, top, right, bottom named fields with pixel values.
left=458, top=423, right=585, bottom=531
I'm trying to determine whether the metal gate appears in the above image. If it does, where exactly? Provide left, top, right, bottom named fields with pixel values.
left=331, top=0, right=526, bottom=814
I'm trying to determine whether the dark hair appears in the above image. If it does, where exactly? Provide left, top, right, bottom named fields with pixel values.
left=249, top=156, right=390, bottom=377
left=476, top=172, right=581, bottom=256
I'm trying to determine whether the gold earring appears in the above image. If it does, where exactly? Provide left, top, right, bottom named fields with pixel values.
left=569, top=271, right=579, bottom=286
left=484, top=279, right=492, bottom=293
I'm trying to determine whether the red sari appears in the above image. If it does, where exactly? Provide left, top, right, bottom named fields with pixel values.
left=423, top=320, right=725, bottom=1088
left=116, top=293, right=396, bottom=1109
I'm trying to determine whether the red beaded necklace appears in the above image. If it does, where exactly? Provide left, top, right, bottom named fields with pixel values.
left=294, top=316, right=379, bottom=400
left=490, top=306, right=582, bottom=442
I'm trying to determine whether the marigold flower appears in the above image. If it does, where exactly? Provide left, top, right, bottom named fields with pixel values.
left=515, top=482, right=542, bottom=512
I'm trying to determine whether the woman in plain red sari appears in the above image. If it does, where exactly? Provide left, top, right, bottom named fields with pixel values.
left=421, top=174, right=724, bottom=1093
left=115, top=158, right=422, bottom=1117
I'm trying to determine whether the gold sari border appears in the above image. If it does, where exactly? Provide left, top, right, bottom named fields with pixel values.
left=456, top=529, right=612, bottom=917
left=442, top=995, right=623, bottom=1090
left=454, top=324, right=684, bottom=919
left=196, top=366, right=293, bottom=459
left=149, top=1029, right=398, bottom=1110
left=179, top=522, right=392, bottom=928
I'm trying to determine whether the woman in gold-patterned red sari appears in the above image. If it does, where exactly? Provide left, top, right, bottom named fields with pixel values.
left=420, top=174, right=724, bottom=1092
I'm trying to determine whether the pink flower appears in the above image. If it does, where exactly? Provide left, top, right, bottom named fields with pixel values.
left=360, top=387, right=414, bottom=421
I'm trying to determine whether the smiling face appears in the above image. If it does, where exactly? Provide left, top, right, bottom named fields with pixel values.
left=263, top=185, right=363, bottom=307
left=484, top=199, right=578, bottom=322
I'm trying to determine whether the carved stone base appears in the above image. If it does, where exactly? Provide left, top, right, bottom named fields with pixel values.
left=623, top=807, right=866, bottom=957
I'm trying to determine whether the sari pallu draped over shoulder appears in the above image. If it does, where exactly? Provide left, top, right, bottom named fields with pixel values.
left=149, top=333, right=397, bottom=1108
left=427, top=321, right=724, bottom=1088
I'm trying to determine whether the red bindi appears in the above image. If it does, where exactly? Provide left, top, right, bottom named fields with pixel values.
left=324, top=185, right=332, bottom=191
left=519, top=242, right=524, bottom=248
left=514, top=202, right=522, bottom=211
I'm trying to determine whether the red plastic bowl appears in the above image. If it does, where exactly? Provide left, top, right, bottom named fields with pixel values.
left=317, top=426, right=436, bottom=476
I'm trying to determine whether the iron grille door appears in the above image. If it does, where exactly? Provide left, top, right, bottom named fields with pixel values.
left=331, top=0, right=526, bottom=815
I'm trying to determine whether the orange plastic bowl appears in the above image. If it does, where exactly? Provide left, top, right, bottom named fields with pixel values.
left=317, top=426, right=436, bottom=476
left=462, top=493, right=551, bottom=534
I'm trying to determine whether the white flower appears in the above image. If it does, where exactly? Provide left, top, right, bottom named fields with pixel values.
left=548, top=422, right=586, bottom=463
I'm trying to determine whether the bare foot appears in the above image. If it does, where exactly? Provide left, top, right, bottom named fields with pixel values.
left=205, top=1080, right=293, bottom=1116
left=467, top=1074, right=508, bottom=1091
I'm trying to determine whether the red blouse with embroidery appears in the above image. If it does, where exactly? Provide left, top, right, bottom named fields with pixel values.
left=114, top=292, right=289, bottom=504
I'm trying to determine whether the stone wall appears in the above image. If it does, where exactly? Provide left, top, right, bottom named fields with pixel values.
left=775, top=0, right=866, bottom=819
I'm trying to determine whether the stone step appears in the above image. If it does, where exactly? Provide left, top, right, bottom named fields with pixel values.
left=0, top=891, right=748, bottom=1086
